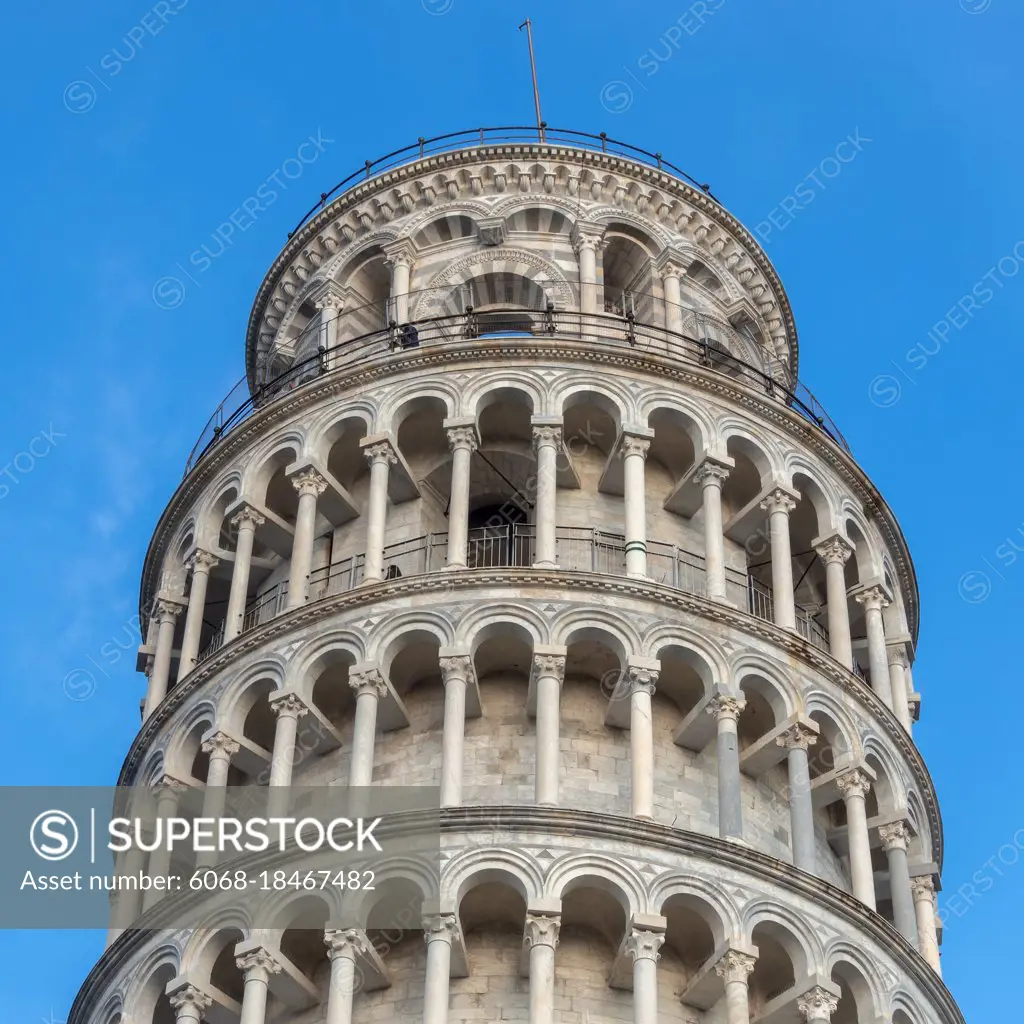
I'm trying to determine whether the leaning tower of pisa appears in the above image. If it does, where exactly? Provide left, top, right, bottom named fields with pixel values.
left=70, top=128, right=963, bottom=1024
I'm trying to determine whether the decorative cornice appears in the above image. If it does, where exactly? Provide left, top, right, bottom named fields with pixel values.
left=120, top=567, right=942, bottom=868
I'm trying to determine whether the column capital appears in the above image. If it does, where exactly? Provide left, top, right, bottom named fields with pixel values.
left=523, top=911, right=561, bottom=950
left=531, top=423, right=563, bottom=450
left=444, top=419, right=479, bottom=453
left=438, top=653, right=474, bottom=686
left=618, top=428, right=654, bottom=461
left=776, top=722, right=819, bottom=751
left=186, top=548, right=220, bottom=574
left=714, top=949, right=757, bottom=984
left=706, top=692, right=746, bottom=722
left=152, top=774, right=189, bottom=800
left=168, top=984, right=212, bottom=1018
left=625, top=657, right=660, bottom=696
left=854, top=585, right=890, bottom=612
left=694, top=455, right=732, bottom=488
left=422, top=911, right=459, bottom=945
left=759, top=485, right=799, bottom=516
left=349, top=664, right=388, bottom=699
left=886, top=644, right=910, bottom=669
left=625, top=927, right=666, bottom=962
left=229, top=503, right=266, bottom=531
left=908, top=692, right=922, bottom=721
left=361, top=438, right=399, bottom=467
left=201, top=730, right=240, bottom=759
left=836, top=768, right=872, bottom=800
left=910, top=875, right=936, bottom=902
left=530, top=646, right=567, bottom=686
left=289, top=466, right=329, bottom=498
left=325, top=926, right=372, bottom=960
left=570, top=220, right=606, bottom=253
left=154, top=596, right=186, bottom=622
left=797, top=985, right=840, bottom=1022
left=813, top=533, right=854, bottom=566
left=235, top=946, right=283, bottom=977
left=383, top=240, right=417, bottom=268
left=269, top=691, right=309, bottom=720
left=879, top=820, right=911, bottom=852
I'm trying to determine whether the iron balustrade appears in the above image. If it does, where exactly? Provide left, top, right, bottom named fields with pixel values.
left=185, top=295, right=848, bottom=478
left=288, top=125, right=719, bottom=237
left=192, top=525, right=832, bottom=663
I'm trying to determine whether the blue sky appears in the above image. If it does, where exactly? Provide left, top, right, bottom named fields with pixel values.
left=0, top=1, right=1019, bottom=1019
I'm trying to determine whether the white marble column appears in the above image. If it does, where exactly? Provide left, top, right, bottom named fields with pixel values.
left=422, top=912, right=458, bottom=1024
left=531, top=420, right=561, bottom=569
left=760, top=487, right=799, bottom=629
left=621, top=430, right=653, bottom=579
left=236, top=947, right=282, bottom=1024
left=798, top=986, right=839, bottom=1023
left=196, top=731, right=239, bottom=868
left=385, top=247, right=413, bottom=324
left=573, top=227, right=601, bottom=314
left=438, top=653, right=472, bottom=807
left=714, top=950, right=756, bottom=1024
left=169, top=985, right=212, bottom=1024
left=287, top=468, right=328, bottom=609
left=887, top=645, right=913, bottom=732
left=777, top=723, right=818, bottom=872
left=444, top=421, right=477, bottom=569
left=814, top=535, right=854, bottom=670
left=225, top=505, right=266, bottom=642
left=144, top=597, right=184, bottom=719
left=911, top=876, right=942, bottom=975
left=661, top=263, right=683, bottom=336
left=525, top=912, right=560, bottom=1024
left=880, top=821, right=919, bottom=945
left=142, top=776, right=186, bottom=911
left=177, top=550, right=219, bottom=681
left=856, top=586, right=894, bottom=707
left=532, top=648, right=567, bottom=806
left=708, top=694, right=746, bottom=841
left=325, top=928, right=371, bottom=1024
left=837, top=770, right=875, bottom=909
left=360, top=440, right=397, bottom=583
left=695, top=457, right=732, bottom=603
left=625, top=659, right=659, bottom=820
left=267, top=692, right=308, bottom=817
left=316, top=294, right=342, bottom=369
left=348, top=665, right=387, bottom=788
left=626, top=927, right=665, bottom=1024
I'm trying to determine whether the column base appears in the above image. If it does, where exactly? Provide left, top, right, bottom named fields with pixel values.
left=627, top=571, right=649, bottom=580
left=443, top=562, right=468, bottom=572
left=358, top=577, right=382, bottom=587
left=532, top=560, right=558, bottom=570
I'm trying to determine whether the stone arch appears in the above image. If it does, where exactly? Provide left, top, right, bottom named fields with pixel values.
left=803, top=690, right=859, bottom=772
left=646, top=628, right=729, bottom=690
left=733, top=655, right=798, bottom=723
left=410, top=212, right=479, bottom=251
left=369, top=613, right=454, bottom=671
left=841, top=503, right=881, bottom=582
left=241, top=432, right=305, bottom=507
left=306, top=404, right=374, bottom=461
left=379, top=381, right=457, bottom=432
left=787, top=458, right=839, bottom=539
left=650, top=874, right=740, bottom=945
left=469, top=377, right=541, bottom=422
left=215, top=656, right=288, bottom=739
left=179, top=908, right=252, bottom=977
left=321, top=228, right=403, bottom=286
left=292, top=630, right=365, bottom=698
left=862, top=736, right=906, bottom=814
left=554, top=612, right=637, bottom=669
left=165, top=700, right=218, bottom=780
left=642, top=392, right=711, bottom=460
left=721, top=421, right=781, bottom=485
left=198, top=473, right=244, bottom=550
left=346, top=855, right=441, bottom=926
left=121, top=942, right=182, bottom=1024
left=743, top=901, right=820, bottom=982
left=827, top=941, right=887, bottom=1023
left=546, top=853, right=644, bottom=919
left=444, top=846, right=544, bottom=908
left=456, top=606, right=548, bottom=651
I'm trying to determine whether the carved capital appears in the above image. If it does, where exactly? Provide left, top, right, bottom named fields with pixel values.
left=759, top=487, right=798, bottom=517
left=714, top=949, right=757, bottom=984
left=349, top=667, right=388, bottom=700
left=152, top=775, right=188, bottom=802
left=797, top=986, right=839, bottom=1021
left=619, top=434, right=651, bottom=460
left=911, top=875, right=936, bottom=903
left=291, top=467, right=329, bottom=498
left=776, top=723, right=818, bottom=751
left=694, top=459, right=730, bottom=488
left=836, top=769, right=872, bottom=801
left=423, top=912, right=458, bottom=945
left=886, top=645, right=910, bottom=669
left=168, top=984, right=212, bottom=1018
left=363, top=441, right=398, bottom=467
left=230, top=505, right=266, bottom=531
left=878, top=820, right=910, bottom=852
left=707, top=693, right=746, bottom=722
left=446, top=426, right=478, bottom=453
left=524, top=912, right=560, bottom=949
left=814, top=535, right=854, bottom=566
left=187, top=549, right=220, bottom=575
left=201, top=731, right=240, bottom=760
left=855, top=585, right=889, bottom=613
left=626, top=664, right=659, bottom=697
left=325, top=927, right=372, bottom=960
left=438, top=654, right=474, bottom=687
left=532, top=424, right=562, bottom=450
left=625, top=928, right=665, bottom=962
left=236, top=947, right=283, bottom=977
left=155, top=597, right=185, bottom=622
left=531, top=652, right=566, bottom=684
left=269, top=691, right=309, bottom=720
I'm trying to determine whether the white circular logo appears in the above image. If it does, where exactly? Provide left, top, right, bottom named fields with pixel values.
left=30, top=810, right=79, bottom=861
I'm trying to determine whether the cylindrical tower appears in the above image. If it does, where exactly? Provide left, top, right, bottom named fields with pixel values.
left=71, top=128, right=961, bottom=1024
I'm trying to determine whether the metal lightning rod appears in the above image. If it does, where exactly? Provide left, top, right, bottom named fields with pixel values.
left=519, top=18, right=545, bottom=142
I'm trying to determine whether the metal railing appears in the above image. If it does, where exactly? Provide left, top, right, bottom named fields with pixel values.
left=194, top=525, right=834, bottom=663
left=289, top=125, right=718, bottom=237
left=185, top=296, right=847, bottom=477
